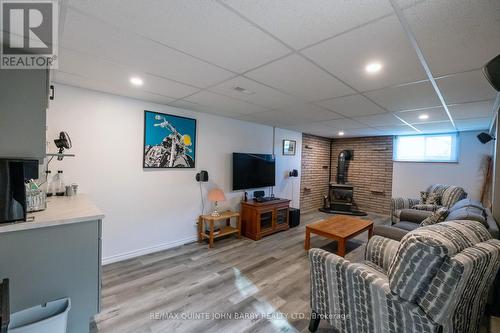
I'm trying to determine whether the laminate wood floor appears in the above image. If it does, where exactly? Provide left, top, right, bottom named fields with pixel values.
left=91, top=211, right=498, bottom=333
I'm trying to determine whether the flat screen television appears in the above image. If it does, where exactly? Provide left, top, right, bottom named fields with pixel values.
left=233, top=153, right=275, bottom=191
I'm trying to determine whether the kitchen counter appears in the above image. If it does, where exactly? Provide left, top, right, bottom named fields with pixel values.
left=0, top=194, right=104, bottom=233
left=0, top=194, right=103, bottom=333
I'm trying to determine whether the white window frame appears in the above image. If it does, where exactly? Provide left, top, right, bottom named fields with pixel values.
left=393, top=133, right=460, bottom=163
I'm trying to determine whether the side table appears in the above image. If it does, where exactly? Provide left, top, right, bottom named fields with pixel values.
left=198, top=211, right=241, bottom=248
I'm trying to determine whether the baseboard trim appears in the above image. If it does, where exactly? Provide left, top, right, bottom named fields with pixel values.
left=102, top=235, right=198, bottom=265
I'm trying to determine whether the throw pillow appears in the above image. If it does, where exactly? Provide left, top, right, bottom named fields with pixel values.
left=426, top=192, right=441, bottom=205
left=420, top=207, right=449, bottom=227
left=446, top=207, right=488, bottom=228
left=420, top=191, right=429, bottom=204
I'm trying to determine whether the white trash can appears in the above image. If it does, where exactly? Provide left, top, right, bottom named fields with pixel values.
left=8, top=298, right=70, bottom=333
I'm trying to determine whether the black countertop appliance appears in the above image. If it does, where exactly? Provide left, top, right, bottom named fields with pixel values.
left=0, top=158, right=38, bottom=224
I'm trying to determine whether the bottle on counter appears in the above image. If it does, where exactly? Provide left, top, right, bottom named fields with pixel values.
left=41, top=170, right=52, bottom=197
left=54, top=170, right=66, bottom=196
left=48, top=172, right=57, bottom=197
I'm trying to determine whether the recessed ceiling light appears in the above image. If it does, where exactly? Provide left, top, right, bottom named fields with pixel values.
left=338, top=131, right=345, bottom=136
left=130, top=77, right=143, bottom=86
left=365, top=62, right=383, bottom=74
left=418, top=114, right=429, bottom=120
left=233, top=86, right=255, bottom=95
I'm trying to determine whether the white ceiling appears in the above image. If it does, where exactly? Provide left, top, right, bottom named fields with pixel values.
left=54, top=0, right=500, bottom=138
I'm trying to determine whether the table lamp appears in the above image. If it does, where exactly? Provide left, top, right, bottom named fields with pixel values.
left=208, top=188, right=226, bottom=217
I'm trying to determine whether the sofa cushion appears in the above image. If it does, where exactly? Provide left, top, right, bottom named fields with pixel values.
left=420, top=207, right=449, bottom=226
left=393, top=221, right=420, bottom=232
left=450, top=198, right=485, bottom=212
left=446, top=206, right=488, bottom=228
left=373, top=225, right=408, bottom=241
left=399, top=209, right=433, bottom=223
left=441, top=186, right=467, bottom=207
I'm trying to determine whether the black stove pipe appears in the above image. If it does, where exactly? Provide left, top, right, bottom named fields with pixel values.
left=336, top=150, right=353, bottom=184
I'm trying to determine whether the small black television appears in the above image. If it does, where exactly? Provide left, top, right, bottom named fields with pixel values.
left=232, top=153, right=275, bottom=191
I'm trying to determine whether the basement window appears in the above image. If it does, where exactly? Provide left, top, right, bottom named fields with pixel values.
left=393, top=133, right=459, bottom=163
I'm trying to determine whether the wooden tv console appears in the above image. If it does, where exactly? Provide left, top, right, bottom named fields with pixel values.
left=240, top=199, right=290, bottom=240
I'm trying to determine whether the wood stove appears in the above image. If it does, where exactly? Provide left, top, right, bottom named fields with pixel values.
left=319, top=149, right=366, bottom=216
left=329, top=183, right=353, bottom=212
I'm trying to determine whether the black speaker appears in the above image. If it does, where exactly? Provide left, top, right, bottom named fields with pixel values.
left=477, top=132, right=495, bottom=144
left=289, top=208, right=300, bottom=228
left=195, top=170, right=209, bottom=182
left=289, top=169, right=298, bottom=177
left=253, top=190, right=265, bottom=198
left=483, top=54, right=500, bottom=91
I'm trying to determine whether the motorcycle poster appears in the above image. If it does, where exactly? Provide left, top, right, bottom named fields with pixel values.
left=143, top=110, right=196, bottom=168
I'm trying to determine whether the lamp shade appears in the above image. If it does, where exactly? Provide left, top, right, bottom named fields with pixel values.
left=207, top=188, right=226, bottom=202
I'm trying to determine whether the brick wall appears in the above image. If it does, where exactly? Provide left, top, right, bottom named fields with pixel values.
left=330, top=136, right=393, bottom=215
left=300, top=134, right=331, bottom=212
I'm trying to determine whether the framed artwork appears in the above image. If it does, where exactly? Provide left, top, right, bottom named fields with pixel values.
left=283, top=139, right=296, bottom=156
left=143, top=110, right=196, bottom=168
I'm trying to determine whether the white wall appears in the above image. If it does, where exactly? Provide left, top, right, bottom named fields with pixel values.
left=392, top=131, right=493, bottom=200
left=47, top=84, right=301, bottom=263
left=273, top=128, right=302, bottom=209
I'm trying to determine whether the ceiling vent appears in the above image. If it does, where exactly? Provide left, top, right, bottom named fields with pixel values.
left=233, top=86, right=255, bottom=95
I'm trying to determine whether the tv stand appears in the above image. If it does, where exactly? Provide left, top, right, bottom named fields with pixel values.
left=253, top=196, right=279, bottom=203
left=241, top=199, right=290, bottom=240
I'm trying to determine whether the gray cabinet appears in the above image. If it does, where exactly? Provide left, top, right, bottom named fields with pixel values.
left=0, top=69, right=49, bottom=160
left=0, top=219, right=102, bottom=333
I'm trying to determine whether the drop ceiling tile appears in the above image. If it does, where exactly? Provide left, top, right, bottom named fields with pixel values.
left=220, top=0, right=396, bottom=49
left=316, top=94, right=386, bottom=117
left=285, top=122, right=336, bottom=136
left=396, top=107, right=450, bottom=124
left=322, top=118, right=367, bottom=130
left=61, top=9, right=234, bottom=88
left=58, top=49, right=199, bottom=99
left=209, top=76, right=303, bottom=110
left=67, top=0, right=290, bottom=72
left=413, top=121, right=456, bottom=133
left=182, top=91, right=270, bottom=116
left=54, top=71, right=176, bottom=105
left=449, top=100, right=495, bottom=120
left=455, top=118, right=491, bottom=131
left=364, top=81, right=441, bottom=111
left=436, top=70, right=498, bottom=105
left=402, top=0, right=500, bottom=76
left=238, top=103, right=342, bottom=126
left=302, top=15, right=427, bottom=92
left=168, top=100, right=207, bottom=114
left=375, top=125, right=419, bottom=136
left=354, top=113, right=407, bottom=127
left=245, top=54, right=355, bottom=101
left=302, top=128, right=340, bottom=138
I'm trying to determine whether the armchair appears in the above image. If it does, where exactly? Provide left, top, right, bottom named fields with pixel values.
left=309, top=220, right=500, bottom=333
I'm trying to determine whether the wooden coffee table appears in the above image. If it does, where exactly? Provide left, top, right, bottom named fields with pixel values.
left=304, top=215, right=373, bottom=257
